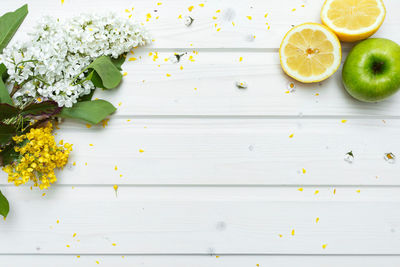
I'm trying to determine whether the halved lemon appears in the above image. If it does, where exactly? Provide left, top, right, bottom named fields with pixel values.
left=321, top=0, right=386, bottom=42
left=279, top=23, right=341, bottom=83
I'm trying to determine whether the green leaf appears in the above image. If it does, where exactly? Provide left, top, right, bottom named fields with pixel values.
left=0, top=191, right=9, bottom=219
left=0, top=143, right=19, bottom=166
left=77, top=88, right=95, bottom=102
left=111, top=54, right=126, bottom=71
left=0, top=64, right=12, bottom=105
left=0, top=122, right=16, bottom=147
left=59, top=99, right=116, bottom=124
left=21, top=100, right=61, bottom=119
left=0, top=4, right=28, bottom=53
left=88, top=56, right=122, bottom=89
left=0, top=103, right=19, bottom=121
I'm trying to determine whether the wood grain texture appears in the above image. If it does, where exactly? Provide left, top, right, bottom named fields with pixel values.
left=1, top=186, right=400, bottom=254
left=2, top=255, right=400, bottom=267
left=1, top=118, right=398, bottom=185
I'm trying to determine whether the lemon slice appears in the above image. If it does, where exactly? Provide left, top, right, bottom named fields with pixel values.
left=279, top=23, right=341, bottom=83
left=321, top=0, right=386, bottom=42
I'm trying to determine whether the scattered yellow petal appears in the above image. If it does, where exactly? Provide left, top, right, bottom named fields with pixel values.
left=118, top=102, right=122, bottom=107
left=302, top=168, right=306, bottom=174
left=57, top=220, right=60, bottom=224
left=85, top=162, right=88, bottom=166
left=180, top=65, right=183, bottom=70
left=96, top=261, right=99, bottom=265
left=73, top=162, right=76, bottom=166
left=125, top=9, right=130, bottom=13
left=157, top=2, right=162, bottom=5
left=298, top=188, right=303, bottom=192
left=212, top=16, right=217, bottom=20
left=86, top=124, right=92, bottom=128
left=199, top=3, right=204, bottom=7
left=114, top=166, right=118, bottom=171
left=215, top=256, right=219, bottom=258
left=188, top=6, right=194, bottom=12
left=66, top=245, right=70, bottom=248
left=333, top=188, right=336, bottom=194
left=316, top=217, right=320, bottom=223
left=264, top=13, right=268, bottom=18
left=289, top=134, right=294, bottom=138
left=61, top=0, right=64, bottom=4
left=89, top=144, right=94, bottom=147
left=123, top=72, right=127, bottom=76
left=278, top=234, right=283, bottom=238
left=314, top=190, right=319, bottom=195
left=239, top=57, right=243, bottom=62
left=166, top=73, right=171, bottom=77
left=120, top=174, right=123, bottom=178
left=194, top=88, right=197, bottom=90
left=102, top=119, right=109, bottom=128
left=112, top=243, right=117, bottom=246
left=341, top=120, right=347, bottom=123
left=127, top=119, right=131, bottom=122
left=42, top=193, right=46, bottom=196
left=291, top=229, right=295, bottom=236
left=246, top=16, right=252, bottom=20
left=216, top=10, right=221, bottom=13
left=232, top=22, right=235, bottom=26
left=139, top=149, right=144, bottom=153
left=77, top=256, right=80, bottom=258
left=178, top=14, right=182, bottom=19
left=292, top=8, right=296, bottom=11
left=129, top=14, right=132, bottom=18
left=356, top=189, right=361, bottom=193
left=73, top=233, right=77, bottom=237
left=113, top=185, right=118, bottom=191
left=129, top=57, right=137, bottom=61
left=217, top=28, right=221, bottom=32
left=322, top=244, right=327, bottom=249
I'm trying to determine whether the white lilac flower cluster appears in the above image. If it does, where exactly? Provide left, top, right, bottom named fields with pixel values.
left=0, top=13, right=150, bottom=107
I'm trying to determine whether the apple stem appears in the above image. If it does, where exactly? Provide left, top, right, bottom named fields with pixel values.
left=373, top=61, right=384, bottom=74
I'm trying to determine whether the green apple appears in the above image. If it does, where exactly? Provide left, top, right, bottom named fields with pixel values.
left=342, top=38, right=400, bottom=102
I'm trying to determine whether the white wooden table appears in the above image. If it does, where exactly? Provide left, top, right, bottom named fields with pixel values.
left=1, top=0, right=400, bottom=266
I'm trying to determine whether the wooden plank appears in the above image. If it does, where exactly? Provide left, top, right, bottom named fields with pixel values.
left=2, top=255, right=400, bottom=267
left=1, top=118, right=397, bottom=186
left=2, top=0, right=399, bottom=49
left=1, top=186, right=400, bottom=254
left=92, top=50, right=400, bottom=117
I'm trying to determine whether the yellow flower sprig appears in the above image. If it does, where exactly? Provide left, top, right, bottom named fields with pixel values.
left=2, top=122, right=72, bottom=189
